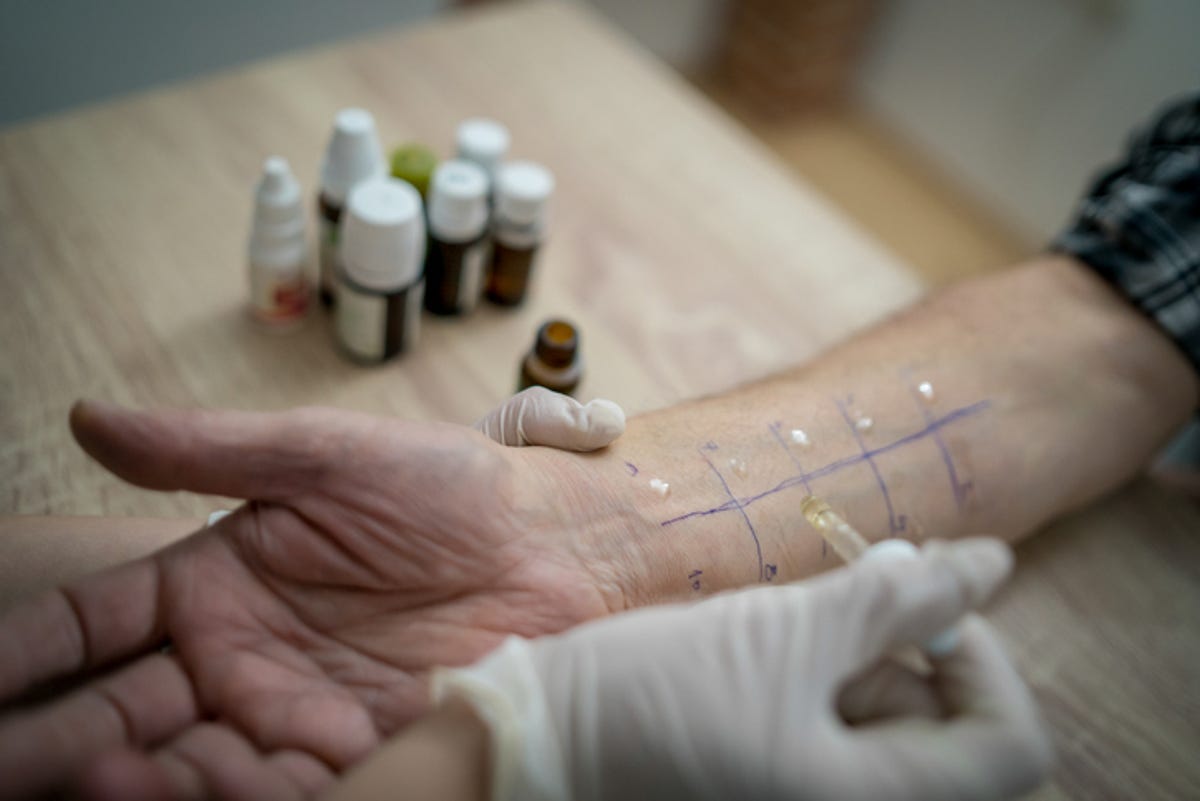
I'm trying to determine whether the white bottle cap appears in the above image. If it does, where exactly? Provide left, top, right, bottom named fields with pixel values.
left=428, top=160, right=489, bottom=242
left=495, top=161, right=554, bottom=227
left=320, top=108, right=386, bottom=204
left=339, top=177, right=425, bottom=292
left=456, top=118, right=510, bottom=177
left=250, top=156, right=305, bottom=268
left=254, top=157, right=302, bottom=225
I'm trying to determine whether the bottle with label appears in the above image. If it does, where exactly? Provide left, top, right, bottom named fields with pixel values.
left=317, top=108, right=385, bottom=307
left=486, top=161, right=554, bottom=307
left=334, top=177, right=426, bottom=363
left=248, top=157, right=309, bottom=327
left=455, top=118, right=510, bottom=191
left=424, top=160, right=489, bottom=316
left=519, top=319, right=583, bottom=396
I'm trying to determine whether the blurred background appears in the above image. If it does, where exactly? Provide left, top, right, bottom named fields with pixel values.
left=2, top=0, right=1198, bottom=287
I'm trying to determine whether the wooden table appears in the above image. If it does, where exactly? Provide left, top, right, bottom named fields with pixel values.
left=1, top=2, right=1196, bottom=798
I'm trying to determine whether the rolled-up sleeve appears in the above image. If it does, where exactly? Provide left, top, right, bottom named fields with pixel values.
left=1054, top=91, right=1200, bottom=371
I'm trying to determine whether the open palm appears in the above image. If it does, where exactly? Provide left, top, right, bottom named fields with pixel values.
left=0, top=401, right=626, bottom=799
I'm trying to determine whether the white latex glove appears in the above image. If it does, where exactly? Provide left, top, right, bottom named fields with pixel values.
left=433, top=538, right=1052, bottom=801
left=474, top=387, right=625, bottom=451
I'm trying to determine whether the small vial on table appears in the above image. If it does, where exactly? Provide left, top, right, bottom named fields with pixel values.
left=487, top=161, right=553, bottom=306
left=248, top=157, right=309, bottom=327
left=519, top=318, right=583, bottom=396
left=390, top=144, right=438, bottom=200
left=456, top=118, right=510, bottom=192
left=317, top=109, right=385, bottom=307
left=425, top=160, right=489, bottom=315
left=334, top=177, right=426, bottom=363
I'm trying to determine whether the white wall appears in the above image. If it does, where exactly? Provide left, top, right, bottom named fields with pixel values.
left=857, top=0, right=1200, bottom=242
left=0, top=0, right=447, bottom=128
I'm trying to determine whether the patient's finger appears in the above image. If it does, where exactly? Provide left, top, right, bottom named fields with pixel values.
left=0, top=557, right=163, bottom=701
left=81, top=724, right=315, bottom=801
left=70, top=400, right=339, bottom=502
left=0, top=653, right=198, bottom=799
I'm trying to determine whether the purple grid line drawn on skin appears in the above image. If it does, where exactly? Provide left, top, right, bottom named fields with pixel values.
left=625, top=461, right=639, bottom=477
left=768, top=421, right=825, bottom=558
left=699, top=446, right=765, bottom=582
left=907, top=384, right=971, bottom=508
left=661, top=400, right=990, bottom=527
left=835, top=398, right=902, bottom=536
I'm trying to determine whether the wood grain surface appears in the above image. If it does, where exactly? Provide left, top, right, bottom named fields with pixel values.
left=0, top=2, right=1196, bottom=799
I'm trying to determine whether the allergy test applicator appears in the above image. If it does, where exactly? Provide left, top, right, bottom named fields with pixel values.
left=800, top=495, right=960, bottom=659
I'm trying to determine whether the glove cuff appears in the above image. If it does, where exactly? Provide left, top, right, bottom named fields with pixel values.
left=431, top=636, right=571, bottom=801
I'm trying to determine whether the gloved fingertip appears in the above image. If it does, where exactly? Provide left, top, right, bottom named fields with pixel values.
left=926, top=537, right=1014, bottom=607
left=582, top=399, right=625, bottom=441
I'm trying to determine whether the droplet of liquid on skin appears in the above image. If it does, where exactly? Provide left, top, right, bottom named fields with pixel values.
left=791, top=429, right=811, bottom=447
left=918, top=381, right=935, bottom=402
left=855, top=416, right=874, bottom=432
left=649, top=478, right=670, bottom=497
left=729, top=458, right=748, bottom=477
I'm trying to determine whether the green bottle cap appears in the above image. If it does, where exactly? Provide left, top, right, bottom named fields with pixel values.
left=390, top=144, right=438, bottom=198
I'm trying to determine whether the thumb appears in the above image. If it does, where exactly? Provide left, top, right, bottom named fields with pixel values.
left=474, top=387, right=625, bottom=451
left=70, top=399, right=334, bottom=501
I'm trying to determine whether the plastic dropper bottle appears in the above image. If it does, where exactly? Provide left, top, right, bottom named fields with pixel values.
left=317, top=108, right=385, bottom=307
left=334, top=177, right=426, bottom=363
left=424, top=160, right=489, bottom=315
left=486, top=161, right=554, bottom=306
left=248, top=157, right=309, bottom=327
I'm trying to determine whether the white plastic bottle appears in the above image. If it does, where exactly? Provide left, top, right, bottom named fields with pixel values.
left=455, top=117, right=510, bottom=190
left=334, top=177, right=426, bottom=362
left=318, top=108, right=386, bottom=307
left=248, top=157, right=309, bottom=327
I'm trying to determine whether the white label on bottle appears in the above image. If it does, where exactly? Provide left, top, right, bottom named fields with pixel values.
left=319, top=217, right=338, bottom=293
left=336, top=281, right=386, bottom=361
left=458, top=240, right=488, bottom=313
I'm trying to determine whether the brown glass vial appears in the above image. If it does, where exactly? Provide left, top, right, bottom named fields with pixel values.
left=424, top=161, right=490, bottom=315
left=519, top=319, right=583, bottom=396
left=486, top=161, right=554, bottom=307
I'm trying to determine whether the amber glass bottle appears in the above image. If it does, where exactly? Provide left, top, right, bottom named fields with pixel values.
left=424, top=160, right=489, bottom=315
left=519, top=319, right=582, bottom=396
left=486, top=161, right=554, bottom=306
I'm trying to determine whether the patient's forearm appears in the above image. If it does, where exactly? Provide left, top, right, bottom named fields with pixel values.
left=544, top=256, right=1197, bottom=606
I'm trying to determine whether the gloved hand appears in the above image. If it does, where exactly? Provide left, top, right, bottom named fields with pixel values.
left=474, top=387, right=625, bottom=451
left=433, top=538, right=1052, bottom=801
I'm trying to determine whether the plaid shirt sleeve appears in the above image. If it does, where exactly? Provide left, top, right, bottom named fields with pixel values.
left=1053, top=91, right=1200, bottom=371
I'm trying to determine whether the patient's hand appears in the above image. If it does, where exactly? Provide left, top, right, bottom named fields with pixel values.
left=0, top=400, right=631, bottom=799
